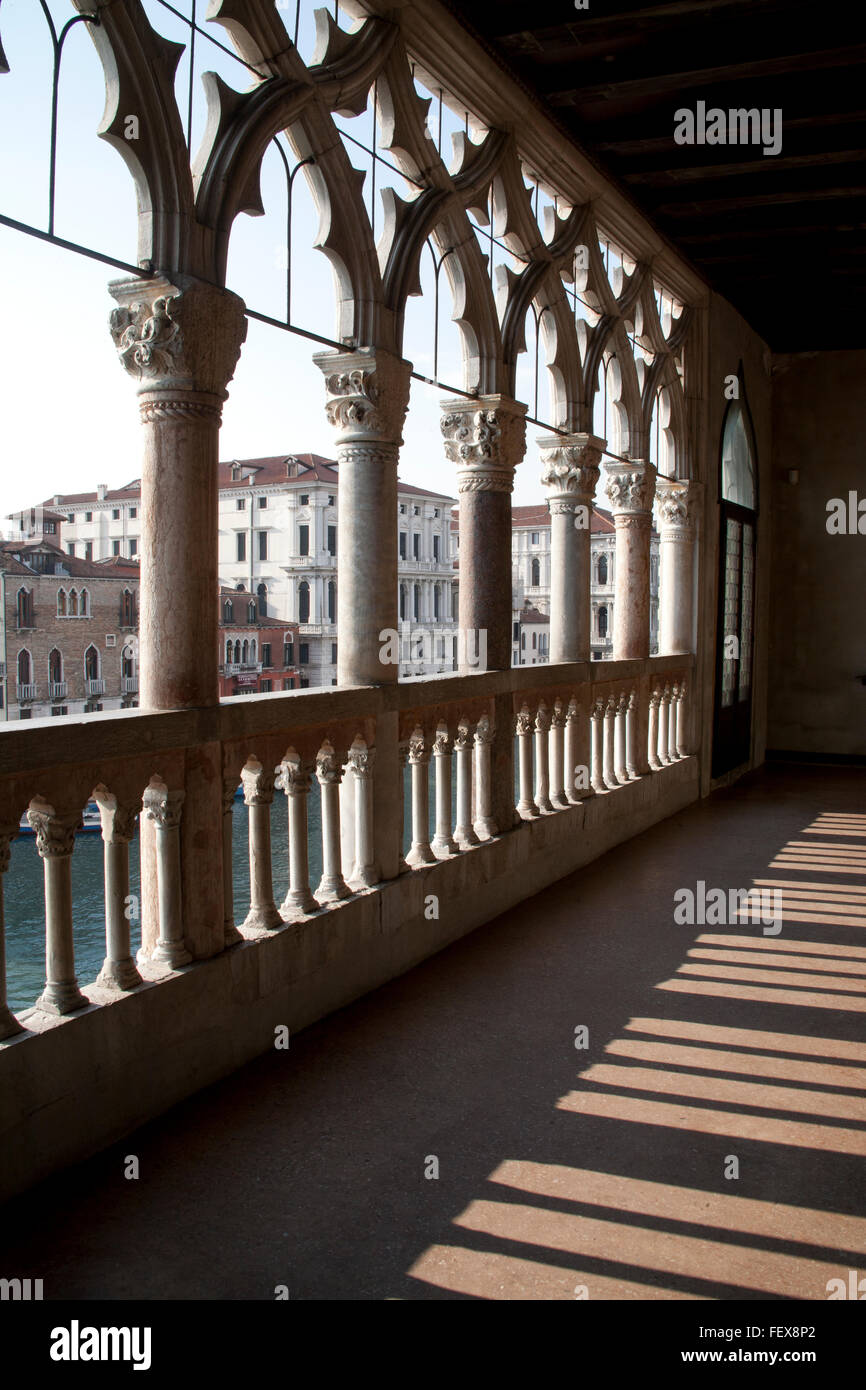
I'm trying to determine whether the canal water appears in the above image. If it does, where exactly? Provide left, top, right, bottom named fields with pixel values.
left=5, top=768, right=446, bottom=1014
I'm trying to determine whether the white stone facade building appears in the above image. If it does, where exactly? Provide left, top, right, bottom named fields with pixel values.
left=41, top=455, right=458, bottom=687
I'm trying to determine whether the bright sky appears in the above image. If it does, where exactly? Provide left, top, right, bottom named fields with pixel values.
left=0, top=0, right=560, bottom=522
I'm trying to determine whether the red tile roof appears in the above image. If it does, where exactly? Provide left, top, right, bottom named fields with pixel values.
left=512, top=503, right=615, bottom=534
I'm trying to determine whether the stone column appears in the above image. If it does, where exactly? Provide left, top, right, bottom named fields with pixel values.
left=94, top=794, right=143, bottom=991
left=222, top=778, right=243, bottom=947
left=590, top=700, right=606, bottom=794
left=442, top=396, right=526, bottom=837
left=603, top=695, right=620, bottom=789
left=676, top=681, right=689, bottom=758
left=648, top=687, right=663, bottom=771
left=315, top=742, right=351, bottom=903
left=615, top=692, right=629, bottom=785
left=655, top=478, right=702, bottom=655
left=473, top=714, right=497, bottom=838
left=669, top=682, right=681, bottom=759
left=143, top=785, right=191, bottom=968
left=29, top=803, right=87, bottom=1014
left=534, top=703, right=553, bottom=812
left=431, top=726, right=458, bottom=858
left=454, top=719, right=481, bottom=846
left=347, top=739, right=378, bottom=888
left=603, top=460, right=657, bottom=660
left=109, top=275, right=247, bottom=961
left=539, top=434, right=604, bottom=663
left=565, top=697, right=590, bottom=803
left=406, top=727, right=436, bottom=867
left=549, top=700, right=568, bottom=809
left=659, top=685, right=671, bottom=765
left=279, top=752, right=318, bottom=916
left=516, top=706, right=539, bottom=818
left=0, top=830, right=23, bottom=1038
left=241, top=761, right=283, bottom=931
left=626, top=689, right=639, bottom=779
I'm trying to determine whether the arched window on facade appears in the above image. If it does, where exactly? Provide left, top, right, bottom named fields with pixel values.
left=298, top=581, right=310, bottom=624
left=122, top=643, right=135, bottom=679
left=242, top=639, right=249, bottom=664
left=597, top=553, right=608, bottom=586
left=598, top=605, right=608, bottom=638
left=433, top=584, right=441, bottom=620
left=328, top=580, right=336, bottom=624
left=234, top=640, right=241, bottom=663
left=250, top=639, right=257, bottom=662
left=225, top=639, right=232, bottom=664
left=57, top=588, right=67, bottom=617
left=120, top=588, right=135, bottom=627
left=16, top=588, right=33, bottom=628
left=530, top=557, right=540, bottom=588
left=68, top=587, right=78, bottom=617
left=413, top=584, right=420, bottom=620
left=80, top=588, right=90, bottom=617
left=247, top=600, right=256, bottom=623
left=48, top=648, right=63, bottom=685
left=84, top=645, right=99, bottom=681
left=256, top=582, right=267, bottom=618
left=17, top=649, right=32, bottom=686
left=223, top=599, right=234, bottom=623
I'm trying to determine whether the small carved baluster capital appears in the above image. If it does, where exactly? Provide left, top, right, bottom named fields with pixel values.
left=474, top=714, right=495, bottom=745
left=551, top=701, right=566, bottom=731
left=241, top=760, right=276, bottom=806
left=143, top=786, right=185, bottom=829
left=28, top=805, right=82, bottom=857
left=279, top=752, right=315, bottom=796
left=315, top=741, right=344, bottom=786
left=93, top=790, right=138, bottom=844
left=347, top=740, right=375, bottom=778
left=515, top=706, right=533, bottom=737
left=454, top=720, right=475, bottom=750
left=535, top=703, right=552, bottom=734
left=432, top=726, right=452, bottom=757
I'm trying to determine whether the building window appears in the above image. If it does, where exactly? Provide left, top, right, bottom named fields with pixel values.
left=57, top=588, right=67, bottom=617
left=112, top=508, right=120, bottom=520
left=257, top=581, right=267, bottom=617
left=236, top=532, right=246, bottom=562
left=299, top=643, right=309, bottom=665
left=433, top=585, right=440, bottom=619
left=327, top=525, right=336, bottom=556
left=433, top=535, right=440, bottom=561
left=258, top=496, right=267, bottom=509
left=328, top=580, right=336, bottom=623
left=283, top=639, right=294, bottom=666
left=17, top=649, right=32, bottom=685
left=66, top=543, right=75, bottom=557
left=257, top=530, right=268, bottom=561
left=51, top=706, right=68, bottom=717
left=283, top=677, right=295, bottom=691
left=19, top=708, right=32, bottom=720
left=129, top=539, right=137, bottom=556
left=262, top=643, right=272, bottom=668
left=261, top=679, right=272, bottom=693
left=81, top=588, right=90, bottom=616
left=84, top=511, right=92, bottom=522
left=84, top=645, right=100, bottom=681
left=298, top=581, right=310, bottom=624
left=413, top=506, right=420, bottom=516
left=130, top=507, right=137, bottom=519
left=399, top=532, right=407, bottom=559
left=598, top=605, right=608, bottom=638
left=120, top=588, right=136, bottom=627
left=520, top=632, right=525, bottom=650
left=532, top=632, right=537, bottom=650
left=331, top=643, right=337, bottom=664
left=223, top=599, right=234, bottom=622
left=299, top=493, right=309, bottom=505
left=434, top=508, right=440, bottom=518
left=597, top=553, right=608, bottom=586
left=48, top=648, right=63, bottom=685
left=531, top=531, right=539, bottom=545
left=413, top=584, right=420, bottom=620
left=236, top=497, right=246, bottom=511
left=399, top=504, right=406, bottom=515
left=68, top=587, right=78, bottom=617
left=16, top=588, right=33, bottom=628
left=247, top=601, right=256, bottom=623
left=44, top=520, right=56, bottom=534
left=328, top=495, right=335, bottom=506
left=112, top=540, right=121, bottom=556
left=85, top=542, right=93, bottom=561
left=299, top=678, right=309, bottom=688
left=531, top=557, right=540, bottom=587
left=399, top=584, right=407, bottom=621
left=412, top=533, right=420, bottom=560
left=298, top=524, right=309, bottom=556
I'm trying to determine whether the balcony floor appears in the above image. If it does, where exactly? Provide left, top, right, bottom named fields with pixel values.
left=3, top=764, right=865, bottom=1300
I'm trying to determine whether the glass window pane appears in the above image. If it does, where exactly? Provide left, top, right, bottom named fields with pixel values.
left=721, top=402, right=756, bottom=509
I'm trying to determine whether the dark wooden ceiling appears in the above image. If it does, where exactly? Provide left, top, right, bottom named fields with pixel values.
left=446, top=0, right=866, bottom=350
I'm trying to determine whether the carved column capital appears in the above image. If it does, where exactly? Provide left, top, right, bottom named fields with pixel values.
left=347, top=740, right=375, bottom=778
left=515, top=705, right=533, bottom=736
left=278, top=750, right=315, bottom=795
left=603, top=459, right=657, bottom=522
left=440, top=395, right=527, bottom=493
left=654, top=477, right=702, bottom=536
left=474, top=714, right=495, bottom=745
left=454, top=720, right=476, bottom=750
left=143, top=785, right=185, bottom=829
left=432, top=726, right=452, bottom=757
left=0, top=826, right=20, bottom=874
left=93, top=792, right=138, bottom=844
left=407, top=726, right=431, bottom=766
left=315, top=741, right=344, bottom=785
left=109, top=274, right=247, bottom=419
left=313, top=348, right=411, bottom=445
left=539, top=432, right=605, bottom=510
left=28, top=805, right=82, bottom=857
left=241, top=761, right=276, bottom=806
left=535, top=703, right=552, bottom=733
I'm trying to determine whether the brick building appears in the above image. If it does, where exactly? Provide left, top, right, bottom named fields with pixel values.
left=218, top=587, right=299, bottom=697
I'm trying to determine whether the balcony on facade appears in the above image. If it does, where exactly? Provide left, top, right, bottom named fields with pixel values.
left=85, top=678, right=106, bottom=696
left=49, top=681, right=68, bottom=700
left=121, top=676, right=139, bottom=694
left=15, top=683, right=38, bottom=702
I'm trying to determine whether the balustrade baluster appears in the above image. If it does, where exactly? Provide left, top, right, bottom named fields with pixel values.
left=241, top=761, right=283, bottom=931
left=29, top=801, right=88, bottom=1012
left=347, top=737, right=378, bottom=887
left=603, top=695, right=620, bottom=789
left=516, top=706, right=539, bottom=818
left=659, top=684, right=671, bottom=765
left=474, top=715, right=498, bottom=839
left=406, top=726, right=436, bottom=867
left=534, top=703, right=553, bottom=811
left=648, top=687, right=663, bottom=771
left=143, top=785, right=191, bottom=967
left=626, top=689, right=639, bottom=780
left=315, top=742, right=352, bottom=903
left=549, top=700, right=568, bottom=809
left=222, top=778, right=243, bottom=946
left=676, top=681, right=689, bottom=757
left=279, top=751, right=318, bottom=916
left=431, top=725, right=458, bottom=857
left=454, top=720, right=481, bottom=846
left=615, top=692, right=629, bottom=785
left=590, top=700, right=607, bottom=793
left=669, top=682, right=680, bottom=759
left=94, top=792, right=143, bottom=990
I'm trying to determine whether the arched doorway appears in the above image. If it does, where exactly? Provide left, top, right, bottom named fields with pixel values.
left=712, top=380, right=758, bottom=777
